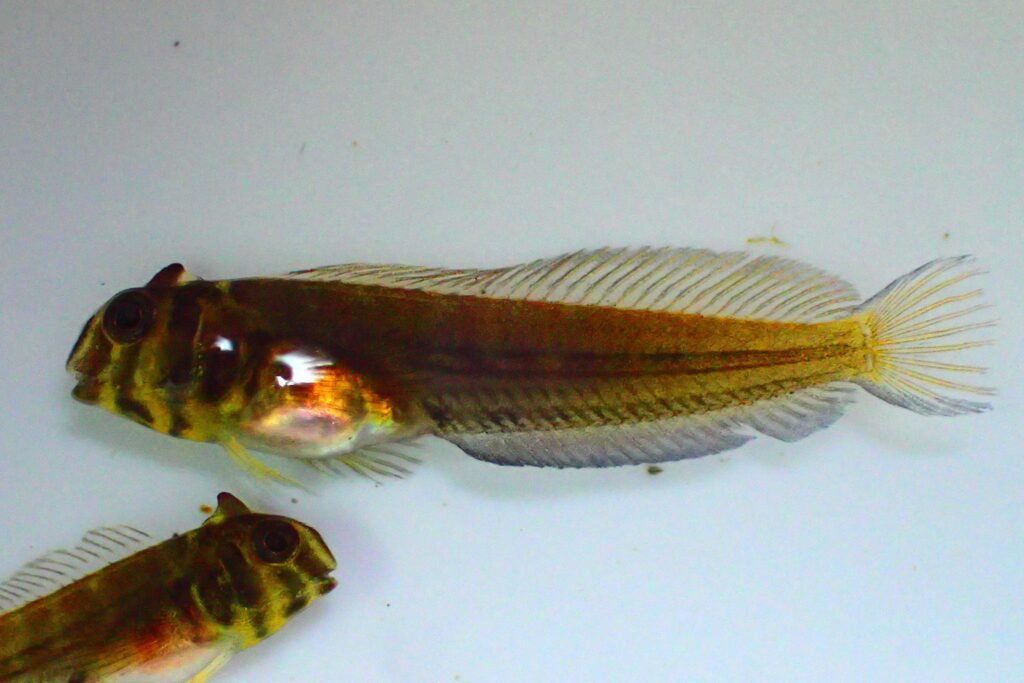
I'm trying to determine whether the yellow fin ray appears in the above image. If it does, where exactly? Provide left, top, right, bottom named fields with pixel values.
left=222, top=439, right=307, bottom=490
left=857, top=256, right=994, bottom=415
left=186, top=651, right=233, bottom=683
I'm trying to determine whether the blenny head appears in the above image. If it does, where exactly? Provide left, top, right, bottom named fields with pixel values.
left=66, top=263, right=248, bottom=440
left=67, top=263, right=408, bottom=461
left=194, top=492, right=337, bottom=644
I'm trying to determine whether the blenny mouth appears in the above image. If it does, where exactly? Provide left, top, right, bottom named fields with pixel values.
left=315, top=574, right=338, bottom=596
left=71, top=373, right=102, bottom=404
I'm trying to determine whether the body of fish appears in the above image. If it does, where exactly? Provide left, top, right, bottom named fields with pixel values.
left=0, top=493, right=336, bottom=682
left=67, top=247, right=992, bottom=476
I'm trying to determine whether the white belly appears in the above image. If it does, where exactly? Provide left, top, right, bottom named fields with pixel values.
left=104, top=643, right=232, bottom=682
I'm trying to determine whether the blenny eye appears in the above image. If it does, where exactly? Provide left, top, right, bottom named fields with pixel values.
left=103, top=290, right=154, bottom=344
left=253, top=520, right=299, bottom=563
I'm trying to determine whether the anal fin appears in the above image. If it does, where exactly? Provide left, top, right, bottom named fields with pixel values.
left=445, top=383, right=855, bottom=468
left=446, top=414, right=752, bottom=468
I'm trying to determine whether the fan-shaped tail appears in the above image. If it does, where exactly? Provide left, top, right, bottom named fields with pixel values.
left=854, top=256, right=995, bottom=416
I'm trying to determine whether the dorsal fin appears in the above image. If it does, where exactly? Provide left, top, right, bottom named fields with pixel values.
left=147, top=262, right=199, bottom=288
left=283, top=247, right=860, bottom=322
left=202, top=491, right=253, bottom=526
left=0, top=525, right=153, bottom=614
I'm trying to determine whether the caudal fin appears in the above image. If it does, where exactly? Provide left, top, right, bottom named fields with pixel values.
left=855, top=256, right=995, bottom=416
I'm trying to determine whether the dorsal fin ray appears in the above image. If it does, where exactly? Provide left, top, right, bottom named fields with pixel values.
left=283, top=247, right=860, bottom=322
left=0, top=525, right=153, bottom=615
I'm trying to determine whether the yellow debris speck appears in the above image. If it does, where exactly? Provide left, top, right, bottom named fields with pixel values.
left=746, top=224, right=789, bottom=247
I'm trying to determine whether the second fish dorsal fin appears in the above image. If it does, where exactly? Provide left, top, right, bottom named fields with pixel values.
left=0, top=525, right=153, bottom=615
left=283, top=247, right=860, bottom=322
left=202, top=491, right=254, bottom=525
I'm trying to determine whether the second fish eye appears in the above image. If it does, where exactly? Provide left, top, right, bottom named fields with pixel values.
left=102, top=290, right=154, bottom=343
left=253, top=520, right=299, bottom=564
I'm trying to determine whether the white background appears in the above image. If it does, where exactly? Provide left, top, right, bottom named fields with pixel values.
left=1, top=3, right=1022, bottom=682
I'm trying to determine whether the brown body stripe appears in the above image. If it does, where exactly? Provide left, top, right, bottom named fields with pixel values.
left=162, top=287, right=204, bottom=388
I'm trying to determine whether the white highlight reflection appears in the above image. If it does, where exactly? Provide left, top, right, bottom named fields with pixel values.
left=212, top=336, right=234, bottom=352
left=274, top=351, right=333, bottom=387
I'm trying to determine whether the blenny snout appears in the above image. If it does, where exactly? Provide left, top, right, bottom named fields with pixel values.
left=66, top=316, right=109, bottom=404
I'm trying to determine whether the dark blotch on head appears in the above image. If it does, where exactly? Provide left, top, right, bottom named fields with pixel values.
left=162, top=288, right=204, bottom=388
left=284, top=592, right=309, bottom=618
left=217, top=543, right=264, bottom=609
left=194, top=566, right=235, bottom=626
left=199, top=344, right=239, bottom=402
left=116, top=396, right=154, bottom=425
left=168, top=577, right=204, bottom=633
left=168, top=412, right=191, bottom=438
left=281, top=568, right=311, bottom=617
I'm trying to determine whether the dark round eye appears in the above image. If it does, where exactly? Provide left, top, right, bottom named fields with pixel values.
left=252, top=520, right=299, bottom=563
left=102, top=290, right=154, bottom=343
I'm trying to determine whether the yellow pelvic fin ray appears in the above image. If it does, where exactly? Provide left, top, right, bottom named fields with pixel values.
left=222, top=439, right=307, bottom=490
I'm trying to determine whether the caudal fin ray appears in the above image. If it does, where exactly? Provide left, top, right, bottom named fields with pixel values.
left=856, top=256, right=995, bottom=416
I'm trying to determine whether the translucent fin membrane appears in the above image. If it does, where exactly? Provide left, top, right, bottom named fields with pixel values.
left=285, top=247, right=861, bottom=322
left=447, top=385, right=854, bottom=468
left=0, top=526, right=152, bottom=614
left=308, top=442, right=422, bottom=482
left=855, top=256, right=995, bottom=416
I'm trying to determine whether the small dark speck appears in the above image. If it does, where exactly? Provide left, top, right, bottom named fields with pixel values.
left=943, top=231, right=950, bottom=240
left=646, top=465, right=663, bottom=476
left=298, top=142, right=306, bottom=156
left=173, top=40, right=180, bottom=48
left=351, top=140, right=359, bottom=149
left=99, top=282, right=106, bottom=286
left=291, top=498, right=298, bottom=504
left=386, top=602, right=391, bottom=607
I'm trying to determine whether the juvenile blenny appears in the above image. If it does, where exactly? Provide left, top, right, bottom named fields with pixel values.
left=67, top=247, right=993, bottom=479
left=0, top=493, right=336, bottom=682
